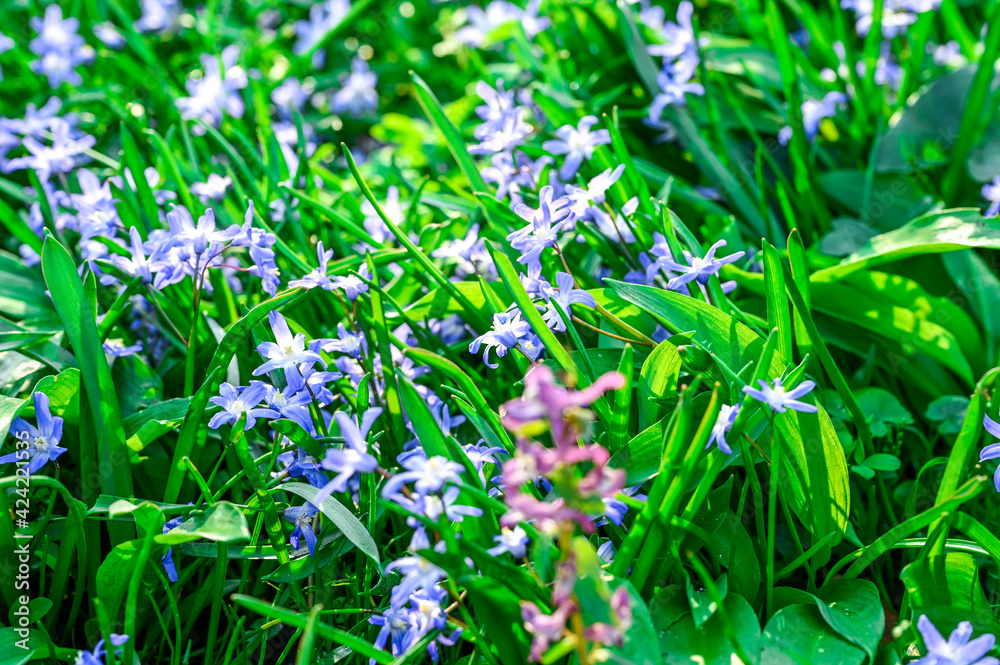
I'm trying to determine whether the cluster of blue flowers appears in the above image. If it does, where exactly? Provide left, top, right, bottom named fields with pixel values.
left=644, top=2, right=703, bottom=128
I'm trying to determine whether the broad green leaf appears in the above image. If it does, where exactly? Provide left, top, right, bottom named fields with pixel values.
left=41, top=233, right=134, bottom=527
left=773, top=579, right=884, bottom=660
left=279, top=482, right=380, bottom=565
left=638, top=340, right=681, bottom=431
left=901, top=552, right=1000, bottom=637
left=761, top=604, right=865, bottom=665
left=813, top=209, right=1000, bottom=281
left=651, top=587, right=762, bottom=665
left=157, top=502, right=252, bottom=545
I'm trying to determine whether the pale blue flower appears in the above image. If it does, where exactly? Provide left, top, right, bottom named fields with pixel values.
left=653, top=239, right=744, bottom=290
left=469, top=311, right=532, bottom=368
left=284, top=502, right=320, bottom=556
left=294, top=0, right=350, bottom=60
left=334, top=264, right=371, bottom=300
left=912, top=615, right=998, bottom=665
left=313, top=408, right=383, bottom=504
left=176, top=46, right=247, bottom=135
left=455, top=1, right=521, bottom=47
left=103, top=339, right=144, bottom=357
left=76, top=634, right=129, bottom=665
left=649, top=67, right=704, bottom=117
left=382, top=452, right=465, bottom=501
left=981, top=415, right=1000, bottom=492
left=709, top=404, right=740, bottom=454
left=779, top=91, right=847, bottom=146
left=542, top=272, right=596, bottom=332
left=0, top=393, right=67, bottom=475
left=3, top=118, right=94, bottom=180
left=135, top=0, right=184, bottom=33
left=28, top=5, right=95, bottom=88
left=332, top=57, right=379, bottom=117
left=469, top=107, right=532, bottom=155
left=190, top=174, right=231, bottom=203
left=289, top=241, right=336, bottom=291
left=488, top=525, right=530, bottom=557
left=254, top=311, right=325, bottom=376
left=542, top=115, right=611, bottom=179
left=742, top=378, right=818, bottom=414
left=94, top=22, right=125, bottom=49
left=208, top=381, right=280, bottom=429
left=161, top=515, right=183, bottom=582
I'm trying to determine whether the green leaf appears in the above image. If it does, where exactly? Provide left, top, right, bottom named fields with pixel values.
left=773, top=579, right=884, bottom=660
left=925, top=395, right=970, bottom=435
left=41, top=233, right=134, bottom=529
left=813, top=209, right=1000, bottom=281
left=901, top=552, right=1000, bottom=637
left=157, top=502, right=252, bottom=545
left=232, top=594, right=394, bottom=664
left=279, top=482, right=380, bottom=565
left=651, top=587, right=762, bottom=665
left=761, top=604, right=866, bottom=665
left=638, top=340, right=681, bottom=431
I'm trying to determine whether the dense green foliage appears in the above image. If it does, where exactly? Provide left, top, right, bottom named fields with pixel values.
left=2, top=0, right=1000, bottom=664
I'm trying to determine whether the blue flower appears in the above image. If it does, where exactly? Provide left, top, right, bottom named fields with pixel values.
left=646, top=1, right=698, bottom=65
left=190, top=174, right=232, bottom=203
left=135, top=0, right=184, bottom=33
left=742, top=378, right=818, bottom=414
left=176, top=46, right=247, bottom=135
left=28, top=5, right=95, bottom=88
left=0, top=393, right=67, bottom=475
left=208, top=382, right=280, bottom=430
left=313, top=408, right=383, bottom=505
left=541, top=272, right=597, bottom=332
left=382, top=452, right=466, bottom=501
left=3, top=118, right=94, bottom=180
left=289, top=242, right=336, bottom=291
left=103, top=339, right=144, bottom=357
left=161, top=515, right=184, bottom=582
left=321, top=322, right=367, bottom=358
left=488, top=525, right=530, bottom=557
left=709, top=404, right=740, bottom=454
left=384, top=555, right=446, bottom=607
left=111, top=227, right=156, bottom=284
left=653, top=239, right=744, bottom=291
left=293, top=0, right=350, bottom=62
left=469, top=311, right=533, bottom=368
left=469, top=107, right=532, bottom=156
left=275, top=448, right=327, bottom=488
left=254, top=311, right=326, bottom=376
left=332, top=57, right=379, bottom=118
left=264, top=384, right=315, bottom=433
left=284, top=502, right=320, bottom=557
left=779, top=91, right=847, bottom=146
left=912, top=614, right=998, bottom=665
left=543, top=116, right=611, bottom=180
left=76, top=634, right=129, bottom=665
left=508, top=186, right=574, bottom=269
left=334, top=264, right=371, bottom=300
left=981, top=415, right=1000, bottom=492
